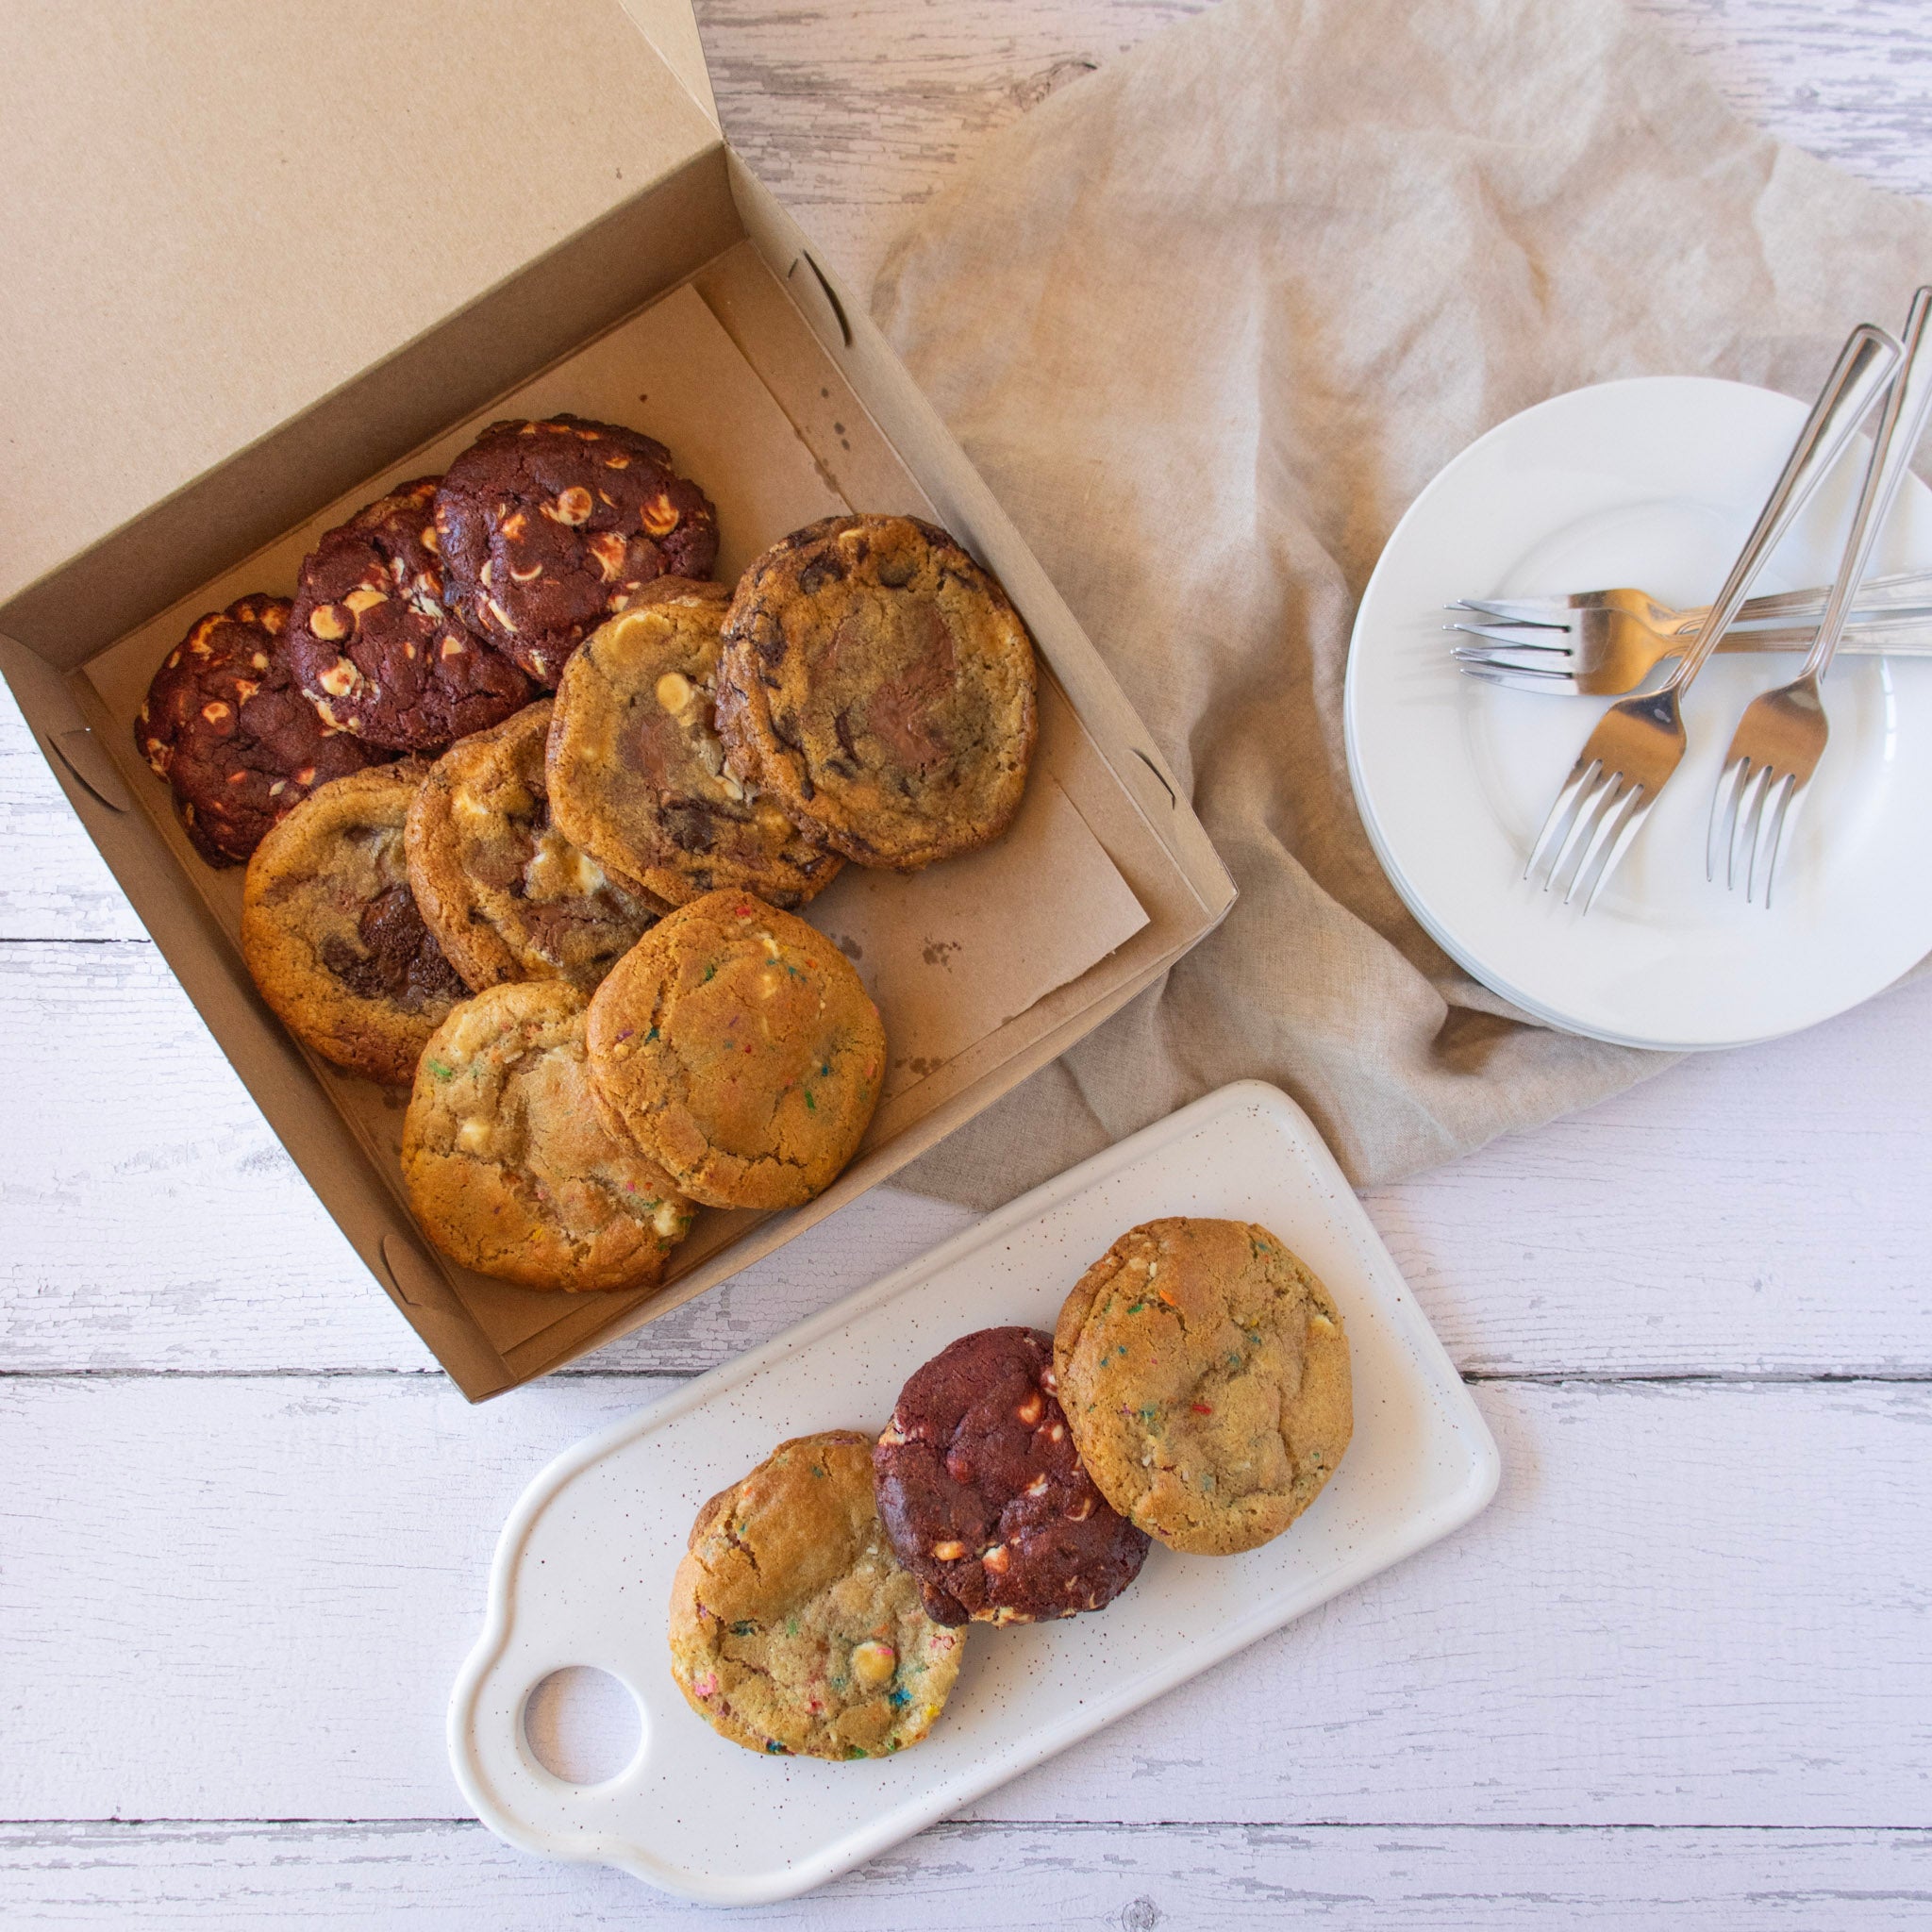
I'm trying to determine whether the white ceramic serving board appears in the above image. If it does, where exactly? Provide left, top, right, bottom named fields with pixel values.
left=448, top=1080, right=1500, bottom=1905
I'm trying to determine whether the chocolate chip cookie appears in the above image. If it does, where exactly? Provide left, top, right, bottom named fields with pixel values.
left=873, top=1326, right=1148, bottom=1625
left=715, top=515, right=1037, bottom=871
left=286, top=478, right=534, bottom=752
left=241, top=763, right=468, bottom=1084
left=546, top=580, right=842, bottom=910
left=401, top=980, right=695, bottom=1292
left=583, top=890, right=884, bottom=1211
left=1054, top=1219, right=1353, bottom=1557
left=433, top=415, right=719, bottom=687
left=669, top=1431, right=966, bottom=1760
left=134, top=594, right=387, bottom=866
left=405, top=699, right=661, bottom=993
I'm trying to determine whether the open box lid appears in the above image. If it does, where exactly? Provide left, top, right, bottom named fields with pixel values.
left=0, top=0, right=721, bottom=641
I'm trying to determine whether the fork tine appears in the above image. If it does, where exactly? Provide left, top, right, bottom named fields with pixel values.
left=1707, top=757, right=1746, bottom=885
left=1561, top=774, right=1639, bottom=907
left=1749, top=771, right=1798, bottom=907
left=1525, top=757, right=1602, bottom=882
left=1728, top=762, right=1771, bottom=893
left=1450, top=644, right=1575, bottom=675
left=1579, top=789, right=1656, bottom=914
left=1446, top=622, right=1576, bottom=652
left=1460, top=666, right=1582, bottom=695
left=1452, top=597, right=1573, bottom=627
left=1757, top=777, right=1806, bottom=911
left=1546, top=765, right=1620, bottom=896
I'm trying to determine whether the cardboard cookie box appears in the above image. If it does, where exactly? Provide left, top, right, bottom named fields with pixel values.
left=0, top=0, right=1234, bottom=1398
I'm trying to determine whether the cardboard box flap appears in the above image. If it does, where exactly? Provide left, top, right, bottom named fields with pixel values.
left=0, top=0, right=720, bottom=611
left=618, top=0, right=720, bottom=127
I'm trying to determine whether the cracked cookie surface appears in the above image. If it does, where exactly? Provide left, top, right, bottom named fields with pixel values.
left=668, top=1431, right=965, bottom=1760
left=434, top=415, right=719, bottom=687
left=546, top=580, right=842, bottom=910
left=401, top=980, right=694, bottom=1292
left=874, top=1325, right=1149, bottom=1625
left=1054, top=1218, right=1353, bottom=1556
left=583, top=889, right=884, bottom=1210
left=286, top=479, right=533, bottom=751
left=241, top=763, right=468, bottom=1084
left=715, top=515, right=1037, bottom=871
left=405, top=698, right=661, bottom=993
left=136, top=593, right=389, bottom=866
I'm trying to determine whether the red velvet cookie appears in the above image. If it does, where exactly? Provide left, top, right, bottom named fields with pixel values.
left=134, top=593, right=387, bottom=866
left=432, top=415, right=719, bottom=687
left=873, top=1325, right=1150, bottom=1626
left=286, top=479, right=533, bottom=752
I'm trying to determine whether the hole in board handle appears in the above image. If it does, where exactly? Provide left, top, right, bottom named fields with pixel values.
left=1131, top=747, right=1178, bottom=808
left=524, top=1667, right=645, bottom=1787
left=788, top=252, right=854, bottom=349
left=46, top=727, right=132, bottom=814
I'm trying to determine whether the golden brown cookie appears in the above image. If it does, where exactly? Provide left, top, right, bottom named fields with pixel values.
left=546, top=580, right=842, bottom=910
left=584, top=890, right=885, bottom=1210
left=405, top=699, right=661, bottom=993
left=400, top=981, right=695, bottom=1292
left=669, top=1431, right=966, bottom=1760
left=241, top=763, right=468, bottom=1084
left=1053, top=1218, right=1352, bottom=1556
left=714, top=515, right=1037, bottom=871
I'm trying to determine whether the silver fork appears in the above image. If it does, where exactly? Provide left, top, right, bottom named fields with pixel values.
left=1524, top=322, right=1903, bottom=911
left=1709, top=286, right=1932, bottom=906
left=1452, top=612, right=1932, bottom=699
left=1454, top=567, right=1932, bottom=634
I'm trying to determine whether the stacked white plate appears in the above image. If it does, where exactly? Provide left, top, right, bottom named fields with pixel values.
left=1344, top=375, right=1932, bottom=1051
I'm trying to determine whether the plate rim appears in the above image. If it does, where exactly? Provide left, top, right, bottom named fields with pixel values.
left=1343, top=373, right=1932, bottom=1051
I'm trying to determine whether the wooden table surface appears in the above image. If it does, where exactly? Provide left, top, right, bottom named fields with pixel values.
left=6, top=1, right=1931, bottom=1924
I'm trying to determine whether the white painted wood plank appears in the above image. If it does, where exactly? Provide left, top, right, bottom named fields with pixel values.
left=688, top=0, right=1932, bottom=304
left=4, top=1819, right=1928, bottom=1928
left=6, top=936, right=1929, bottom=1379
left=0, top=1376, right=1924, bottom=1826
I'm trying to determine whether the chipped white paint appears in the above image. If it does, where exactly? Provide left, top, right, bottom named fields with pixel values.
left=3, top=0, right=1930, bottom=1923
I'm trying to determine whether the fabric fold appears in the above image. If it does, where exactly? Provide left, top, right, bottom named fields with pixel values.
left=874, top=0, right=1932, bottom=1208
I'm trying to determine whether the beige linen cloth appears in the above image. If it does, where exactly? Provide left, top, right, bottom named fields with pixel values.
left=877, top=0, right=1932, bottom=1208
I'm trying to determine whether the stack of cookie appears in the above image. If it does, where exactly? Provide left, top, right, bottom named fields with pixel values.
left=669, top=1216, right=1354, bottom=1762
left=136, top=411, right=1041, bottom=1298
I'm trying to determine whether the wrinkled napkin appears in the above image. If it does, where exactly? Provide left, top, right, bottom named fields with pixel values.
left=876, top=0, right=1932, bottom=1208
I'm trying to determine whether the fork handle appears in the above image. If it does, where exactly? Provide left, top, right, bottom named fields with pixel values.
left=1807, top=289, right=1932, bottom=682
left=1662, top=323, right=1904, bottom=693
left=1658, top=567, right=1932, bottom=633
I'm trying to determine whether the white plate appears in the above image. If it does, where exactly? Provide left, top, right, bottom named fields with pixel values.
left=448, top=1080, right=1498, bottom=1906
left=1344, top=375, right=1932, bottom=1049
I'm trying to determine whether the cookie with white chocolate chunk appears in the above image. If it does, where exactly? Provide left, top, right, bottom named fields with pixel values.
left=433, top=415, right=719, bottom=687
left=583, top=890, right=884, bottom=1211
left=1053, top=1218, right=1352, bottom=1556
left=873, top=1325, right=1149, bottom=1625
left=135, top=593, right=388, bottom=866
left=546, top=580, right=842, bottom=910
left=286, top=479, right=533, bottom=752
left=401, top=979, right=695, bottom=1292
left=405, top=699, right=661, bottom=993
left=669, top=1431, right=965, bottom=1759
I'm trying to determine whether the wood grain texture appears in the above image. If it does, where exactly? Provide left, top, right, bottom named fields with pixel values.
left=6, top=1, right=1932, bottom=1923
left=6, top=937, right=1929, bottom=1378
left=2, top=1376, right=1925, bottom=1825
left=4, top=1820, right=1929, bottom=1927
